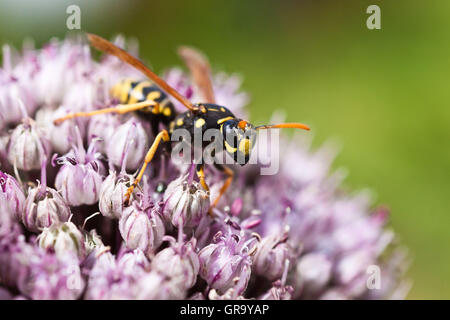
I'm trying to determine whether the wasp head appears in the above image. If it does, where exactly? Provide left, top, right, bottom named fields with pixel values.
left=221, top=119, right=257, bottom=165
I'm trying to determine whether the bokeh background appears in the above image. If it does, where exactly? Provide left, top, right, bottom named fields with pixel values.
left=0, top=0, right=448, bottom=299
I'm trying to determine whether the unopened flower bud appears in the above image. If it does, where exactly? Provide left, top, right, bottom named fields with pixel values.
left=38, top=221, right=86, bottom=260
left=99, top=170, right=134, bottom=219
left=7, top=119, right=50, bottom=171
left=151, top=238, right=199, bottom=289
left=164, top=175, right=210, bottom=228
left=118, top=202, right=165, bottom=257
left=0, top=193, right=16, bottom=238
left=0, top=171, right=25, bottom=221
left=84, top=229, right=105, bottom=257
left=253, top=232, right=293, bottom=281
left=295, top=252, right=332, bottom=296
left=259, top=280, right=294, bottom=300
left=207, top=267, right=250, bottom=300
left=87, top=113, right=121, bottom=154
left=55, top=129, right=105, bottom=206
left=23, top=185, right=70, bottom=232
left=117, top=249, right=151, bottom=276
left=199, top=231, right=255, bottom=295
left=106, top=119, right=149, bottom=171
left=0, top=46, right=36, bottom=125
left=35, top=106, right=87, bottom=154
left=137, top=271, right=186, bottom=300
left=335, top=249, right=373, bottom=290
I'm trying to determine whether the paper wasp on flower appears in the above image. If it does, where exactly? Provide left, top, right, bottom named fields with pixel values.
left=54, top=33, right=310, bottom=209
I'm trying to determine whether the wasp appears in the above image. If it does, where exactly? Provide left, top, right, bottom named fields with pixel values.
left=54, top=33, right=310, bottom=209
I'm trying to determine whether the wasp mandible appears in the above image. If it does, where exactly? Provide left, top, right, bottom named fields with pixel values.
left=54, top=33, right=310, bottom=209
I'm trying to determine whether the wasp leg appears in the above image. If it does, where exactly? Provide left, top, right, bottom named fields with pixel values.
left=196, top=164, right=210, bottom=192
left=124, top=129, right=170, bottom=204
left=53, top=100, right=157, bottom=125
left=210, top=164, right=234, bottom=211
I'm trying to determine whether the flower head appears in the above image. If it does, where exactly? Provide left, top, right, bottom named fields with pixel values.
left=0, top=36, right=409, bottom=300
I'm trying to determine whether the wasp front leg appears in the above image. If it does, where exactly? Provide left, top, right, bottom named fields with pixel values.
left=125, top=129, right=170, bottom=203
left=53, top=100, right=157, bottom=125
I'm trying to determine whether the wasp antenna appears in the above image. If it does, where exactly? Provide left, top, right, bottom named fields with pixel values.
left=256, top=123, right=310, bottom=131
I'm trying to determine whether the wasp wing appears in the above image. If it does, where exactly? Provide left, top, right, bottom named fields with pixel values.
left=88, top=33, right=195, bottom=111
left=178, top=46, right=216, bottom=104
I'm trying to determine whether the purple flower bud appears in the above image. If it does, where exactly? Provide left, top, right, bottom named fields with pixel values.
left=84, top=251, right=123, bottom=299
left=99, top=170, right=134, bottom=219
left=198, top=231, right=256, bottom=295
left=83, top=229, right=105, bottom=257
left=106, top=119, right=149, bottom=171
left=164, top=175, right=210, bottom=228
left=0, top=134, right=10, bottom=170
left=0, top=235, right=84, bottom=299
left=0, top=46, right=36, bottom=125
left=0, top=79, right=35, bottom=126
left=118, top=202, right=165, bottom=257
left=87, top=113, right=122, bottom=154
left=23, top=185, right=71, bottom=232
left=207, top=268, right=250, bottom=300
left=258, top=280, right=294, bottom=300
left=62, top=79, right=100, bottom=113
left=35, top=106, right=87, bottom=154
left=334, top=249, right=374, bottom=295
left=0, top=171, right=25, bottom=221
left=295, top=253, right=333, bottom=297
left=117, top=249, right=151, bottom=276
left=55, top=129, right=105, bottom=206
left=136, top=271, right=186, bottom=300
left=151, top=237, right=199, bottom=289
left=0, top=193, right=18, bottom=239
left=21, top=252, right=85, bottom=300
left=38, top=221, right=86, bottom=260
left=33, top=40, right=89, bottom=107
left=253, top=232, right=293, bottom=281
left=7, top=119, right=50, bottom=171
left=85, top=248, right=150, bottom=300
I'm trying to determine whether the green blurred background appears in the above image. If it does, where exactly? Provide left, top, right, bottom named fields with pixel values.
left=0, top=0, right=448, bottom=299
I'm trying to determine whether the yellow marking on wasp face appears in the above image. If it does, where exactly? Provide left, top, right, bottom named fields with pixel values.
left=169, top=121, right=175, bottom=132
left=163, top=107, right=172, bottom=117
left=195, top=118, right=206, bottom=128
left=176, top=118, right=184, bottom=126
left=217, top=116, right=234, bottom=124
left=224, top=141, right=237, bottom=153
left=128, top=81, right=153, bottom=103
left=220, top=107, right=226, bottom=112
left=239, top=138, right=252, bottom=155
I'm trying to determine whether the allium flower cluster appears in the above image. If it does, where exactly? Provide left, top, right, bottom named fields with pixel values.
left=0, top=36, right=409, bottom=300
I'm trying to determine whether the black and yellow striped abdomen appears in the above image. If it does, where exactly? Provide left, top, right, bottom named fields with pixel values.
left=110, top=79, right=176, bottom=124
